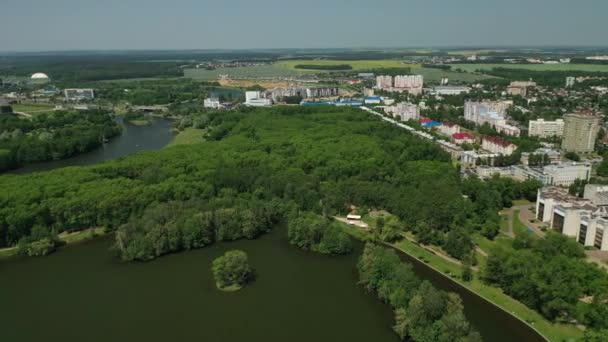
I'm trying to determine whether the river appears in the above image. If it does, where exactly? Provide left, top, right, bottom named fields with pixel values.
left=11, top=116, right=175, bottom=174
left=0, top=227, right=545, bottom=342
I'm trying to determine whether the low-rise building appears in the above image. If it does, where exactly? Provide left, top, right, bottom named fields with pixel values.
left=452, top=132, right=475, bottom=145
left=364, top=96, right=382, bottom=104
left=482, top=136, right=516, bottom=155
left=520, top=148, right=562, bottom=165
left=245, top=91, right=273, bottom=107
left=431, top=86, right=471, bottom=96
left=507, top=85, right=527, bottom=97
left=439, top=122, right=460, bottom=136
left=536, top=186, right=608, bottom=251
left=204, top=98, right=221, bottom=109
left=64, top=88, right=94, bottom=101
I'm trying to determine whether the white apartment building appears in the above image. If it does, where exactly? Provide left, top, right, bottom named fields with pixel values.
left=481, top=136, right=516, bottom=155
left=431, top=86, right=471, bottom=96
left=394, top=75, right=423, bottom=89
left=528, top=119, right=565, bottom=138
left=375, top=75, right=393, bottom=89
left=464, top=101, right=520, bottom=136
left=384, top=102, right=420, bottom=121
left=536, top=186, right=608, bottom=251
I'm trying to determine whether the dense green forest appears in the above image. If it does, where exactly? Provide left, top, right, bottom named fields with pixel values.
left=478, top=67, right=608, bottom=87
left=358, top=243, right=481, bottom=341
left=484, top=233, right=608, bottom=327
left=287, top=213, right=353, bottom=254
left=0, top=110, right=121, bottom=171
left=0, top=106, right=466, bottom=249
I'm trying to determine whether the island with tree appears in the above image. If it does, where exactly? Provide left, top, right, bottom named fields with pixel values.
left=212, top=250, right=253, bottom=292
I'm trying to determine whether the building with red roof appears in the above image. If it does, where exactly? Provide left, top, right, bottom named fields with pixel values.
left=482, top=136, right=517, bottom=155
left=452, top=132, right=475, bottom=145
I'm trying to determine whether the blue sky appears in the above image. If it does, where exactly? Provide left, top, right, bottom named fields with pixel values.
left=1, top=0, right=607, bottom=51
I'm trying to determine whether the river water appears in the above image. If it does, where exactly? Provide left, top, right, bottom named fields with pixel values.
left=11, top=116, right=175, bottom=174
left=0, top=227, right=545, bottom=342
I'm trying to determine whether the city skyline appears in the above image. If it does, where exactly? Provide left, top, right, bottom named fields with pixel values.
left=1, top=0, right=608, bottom=51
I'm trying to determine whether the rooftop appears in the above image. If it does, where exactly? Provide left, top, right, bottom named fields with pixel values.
left=483, top=135, right=515, bottom=148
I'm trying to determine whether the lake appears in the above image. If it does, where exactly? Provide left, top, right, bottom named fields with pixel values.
left=0, top=227, right=545, bottom=342
left=11, top=116, right=175, bottom=174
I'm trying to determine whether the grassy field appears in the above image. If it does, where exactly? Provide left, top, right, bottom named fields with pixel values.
left=168, top=128, right=205, bottom=147
left=185, top=60, right=496, bottom=83
left=12, top=103, right=55, bottom=114
left=337, top=217, right=583, bottom=342
left=451, top=63, right=608, bottom=72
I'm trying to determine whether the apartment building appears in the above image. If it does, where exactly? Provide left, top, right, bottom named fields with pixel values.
left=384, top=102, right=420, bottom=121
left=464, top=101, right=520, bottom=136
left=528, top=119, right=565, bottom=138
left=561, top=112, right=602, bottom=153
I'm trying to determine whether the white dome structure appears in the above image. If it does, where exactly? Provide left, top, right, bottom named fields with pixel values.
left=31, top=73, right=50, bottom=80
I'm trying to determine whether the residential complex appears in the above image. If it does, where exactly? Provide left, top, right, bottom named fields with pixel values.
left=520, top=148, right=562, bottom=165
left=482, top=136, right=516, bottom=155
left=375, top=75, right=423, bottom=95
left=536, top=185, right=608, bottom=251
left=439, top=122, right=460, bottom=136
left=384, top=102, right=420, bottom=121
left=464, top=101, right=520, bottom=136
left=561, top=112, right=601, bottom=153
left=270, top=87, right=339, bottom=101
left=452, top=132, right=475, bottom=145
left=528, top=119, right=565, bottom=138
left=430, top=86, right=471, bottom=96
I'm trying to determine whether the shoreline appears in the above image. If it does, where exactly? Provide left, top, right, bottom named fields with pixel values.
left=336, top=221, right=580, bottom=342
left=0, top=227, right=106, bottom=260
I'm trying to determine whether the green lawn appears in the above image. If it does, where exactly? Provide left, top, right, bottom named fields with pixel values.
left=513, top=210, right=530, bottom=235
left=12, top=103, right=55, bottom=114
left=167, top=128, right=205, bottom=147
left=450, top=63, right=608, bottom=73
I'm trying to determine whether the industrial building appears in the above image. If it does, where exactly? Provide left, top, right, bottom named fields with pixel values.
left=536, top=185, right=608, bottom=251
left=245, top=91, right=272, bottom=107
left=431, top=86, right=471, bottom=96
left=528, top=119, right=565, bottom=138
left=561, top=112, right=601, bottom=153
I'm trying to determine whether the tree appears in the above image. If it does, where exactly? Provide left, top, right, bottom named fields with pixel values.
left=461, top=255, right=473, bottom=282
left=564, top=151, right=581, bottom=162
left=212, top=250, right=253, bottom=291
left=444, top=227, right=474, bottom=260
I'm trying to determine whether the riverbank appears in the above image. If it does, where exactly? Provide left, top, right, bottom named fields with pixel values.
left=167, top=128, right=206, bottom=147
left=0, top=227, right=106, bottom=259
left=336, top=221, right=582, bottom=342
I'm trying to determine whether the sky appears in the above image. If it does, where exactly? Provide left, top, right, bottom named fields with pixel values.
left=1, top=0, right=607, bottom=51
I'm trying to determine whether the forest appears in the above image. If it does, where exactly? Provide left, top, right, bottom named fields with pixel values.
left=0, top=110, right=121, bottom=171
left=0, top=106, right=467, bottom=250
left=358, top=243, right=481, bottom=341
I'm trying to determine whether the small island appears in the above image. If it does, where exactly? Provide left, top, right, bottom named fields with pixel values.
left=212, top=250, right=253, bottom=292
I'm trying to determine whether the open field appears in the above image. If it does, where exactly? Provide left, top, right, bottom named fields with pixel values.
left=276, top=59, right=418, bottom=71
left=451, top=63, right=608, bottom=72
left=185, top=60, right=496, bottom=84
left=167, top=128, right=205, bottom=147
left=12, top=103, right=55, bottom=114
left=218, top=79, right=291, bottom=89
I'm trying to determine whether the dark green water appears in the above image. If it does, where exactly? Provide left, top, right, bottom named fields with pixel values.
left=0, top=229, right=398, bottom=342
left=0, top=227, right=545, bottom=342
